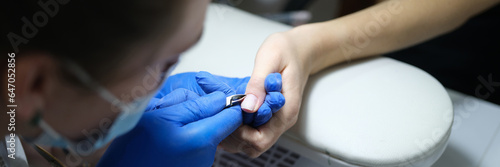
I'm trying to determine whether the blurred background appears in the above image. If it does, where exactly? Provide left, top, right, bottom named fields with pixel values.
left=213, top=0, right=379, bottom=26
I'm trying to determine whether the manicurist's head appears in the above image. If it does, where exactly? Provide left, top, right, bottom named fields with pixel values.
left=1, top=0, right=209, bottom=156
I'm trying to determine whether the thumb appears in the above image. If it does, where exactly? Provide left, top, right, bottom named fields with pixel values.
left=153, top=88, right=200, bottom=110
left=242, top=55, right=282, bottom=113
left=185, top=105, right=243, bottom=145
left=165, top=91, right=227, bottom=125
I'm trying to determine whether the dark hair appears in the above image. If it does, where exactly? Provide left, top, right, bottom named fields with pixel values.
left=2, top=0, right=181, bottom=83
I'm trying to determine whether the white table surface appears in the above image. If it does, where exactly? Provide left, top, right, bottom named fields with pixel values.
left=433, top=90, right=500, bottom=167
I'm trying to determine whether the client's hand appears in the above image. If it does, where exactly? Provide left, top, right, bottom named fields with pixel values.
left=232, top=32, right=311, bottom=157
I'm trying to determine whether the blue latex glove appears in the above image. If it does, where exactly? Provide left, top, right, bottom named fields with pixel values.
left=97, top=72, right=285, bottom=167
left=98, top=88, right=236, bottom=166
left=150, top=71, right=285, bottom=127
left=155, top=72, right=249, bottom=97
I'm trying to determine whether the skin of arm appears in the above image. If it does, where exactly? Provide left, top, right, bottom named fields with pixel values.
left=230, top=0, right=499, bottom=157
left=291, top=0, right=500, bottom=75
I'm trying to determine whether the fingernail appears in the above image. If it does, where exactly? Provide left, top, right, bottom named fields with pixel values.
left=241, top=94, right=257, bottom=112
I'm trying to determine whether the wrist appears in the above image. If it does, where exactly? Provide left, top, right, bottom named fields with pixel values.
left=285, top=25, right=317, bottom=76
left=287, top=21, right=349, bottom=75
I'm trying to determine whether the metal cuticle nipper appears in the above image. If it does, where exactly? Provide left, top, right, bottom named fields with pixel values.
left=226, top=94, right=246, bottom=108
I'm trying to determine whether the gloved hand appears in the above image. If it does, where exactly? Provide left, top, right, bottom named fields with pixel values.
left=150, top=71, right=285, bottom=127
left=97, top=72, right=285, bottom=167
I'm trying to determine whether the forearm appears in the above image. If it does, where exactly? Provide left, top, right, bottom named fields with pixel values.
left=289, top=0, right=499, bottom=74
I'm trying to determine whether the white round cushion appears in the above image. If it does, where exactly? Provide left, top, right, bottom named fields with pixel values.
left=287, top=57, right=453, bottom=166
left=174, top=4, right=453, bottom=167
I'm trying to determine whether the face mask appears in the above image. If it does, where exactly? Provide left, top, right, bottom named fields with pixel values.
left=29, top=61, right=177, bottom=154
